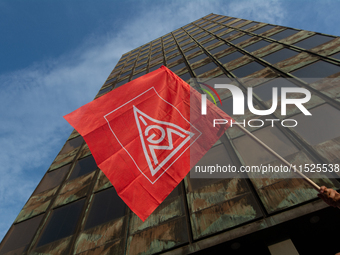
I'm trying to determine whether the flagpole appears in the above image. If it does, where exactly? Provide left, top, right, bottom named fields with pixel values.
left=235, top=123, right=320, bottom=191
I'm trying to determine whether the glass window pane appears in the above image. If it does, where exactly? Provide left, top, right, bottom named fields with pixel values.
left=190, top=144, right=232, bottom=189
left=230, top=35, right=252, bottom=44
left=193, top=62, right=218, bottom=76
left=0, top=214, right=44, bottom=255
left=69, top=156, right=98, bottom=181
left=182, top=42, right=196, bottom=50
left=207, top=25, right=219, bottom=31
left=232, top=61, right=265, bottom=77
left=209, top=44, right=229, bottom=54
left=34, top=164, right=71, bottom=195
left=233, top=126, right=299, bottom=166
left=131, top=71, right=146, bottom=80
left=223, top=18, right=236, bottom=25
left=269, top=29, right=299, bottom=40
left=252, top=25, right=275, bottom=35
left=331, top=52, right=340, bottom=60
left=221, top=30, right=238, bottom=39
left=230, top=20, right=246, bottom=27
left=184, top=47, right=200, bottom=56
left=218, top=51, right=244, bottom=64
left=135, top=63, right=147, bottom=71
left=168, top=54, right=182, bottom=63
left=115, top=78, right=129, bottom=88
left=243, top=40, right=271, bottom=52
left=188, top=53, right=208, bottom=64
left=197, top=35, right=211, bottom=42
left=262, top=48, right=299, bottom=64
left=292, top=104, right=340, bottom=145
left=37, top=199, right=85, bottom=247
left=179, top=72, right=192, bottom=82
left=84, top=188, right=126, bottom=230
left=169, top=63, right=186, bottom=72
left=253, top=78, right=297, bottom=102
left=293, top=34, right=334, bottom=50
left=214, top=27, right=229, bottom=34
left=202, top=39, right=219, bottom=47
left=59, top=136, right=83, bottom=154
left=239, top=22, right=259, bottom=30
left=290, top=60, right=340, bottom=83
left=104, top=77, right=116, bottom=85
left=165, top=49, right=178, bottom=57
left=149, top=63, right=163, bottom=72
left=120, top=70, right=131, bottom=78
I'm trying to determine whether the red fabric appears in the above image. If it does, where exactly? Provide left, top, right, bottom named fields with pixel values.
left=64, top=66, right=232, bottom=221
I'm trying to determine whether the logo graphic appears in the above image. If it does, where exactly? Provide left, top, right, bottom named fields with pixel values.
left=104, top=87, right=201, bottom=184
left=199, top=82, right=223, bottom=106
left=133, top=106, right=194, bottom=177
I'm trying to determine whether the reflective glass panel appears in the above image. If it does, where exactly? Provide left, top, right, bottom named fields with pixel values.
left=243, top=40, right=271, bottom=52
left=193, top=62, right=218, bottom=76
left=188, top=53, right=208, bottom=64
left=232, top=61, right=265, bottom=77
left=269, top=29, right=299, bottom=41
left=37, top=199, right=85, bottom=247
left=69, top=156, right=98, bottom=181
left=230, top=35, right=252, bottom=44
left=252, top=25, right=275, bottom=35
left=293, top=34, right=334, bottom=50
left=34, top=164, right=70, bottom=195
left=290, top=60, right=340, bottom=83
left=209, top=44, right=229, bottom=54
left=218, top=51, right=244, bottom=64
left=84, top=188, right=126, bottom=230
left=0, top=214, right=44, bottom=255
left=262, top=48, right=299, bottom=64
left=59, top=136, right=83, bottom=154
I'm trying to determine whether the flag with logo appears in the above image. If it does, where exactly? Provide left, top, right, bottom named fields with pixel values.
left=64, top=66, right=233, bottom=221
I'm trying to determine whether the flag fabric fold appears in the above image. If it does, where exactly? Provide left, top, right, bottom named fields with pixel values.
left=64, top=66, right=232, bottom=221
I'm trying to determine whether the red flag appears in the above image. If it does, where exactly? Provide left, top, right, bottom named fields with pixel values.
left=64, top=66, right=232, bottom=221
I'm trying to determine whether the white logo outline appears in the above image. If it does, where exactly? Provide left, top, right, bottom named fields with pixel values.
left=103, top=87, right=202, bottom=184
left=133, top=105, right=195, bottom=177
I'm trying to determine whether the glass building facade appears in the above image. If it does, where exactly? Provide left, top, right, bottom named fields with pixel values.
left=1, top=13, right=340, bottom=255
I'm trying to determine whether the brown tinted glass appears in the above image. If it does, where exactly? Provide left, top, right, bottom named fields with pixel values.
left=251, top=25, right=275, bottom=35
left=292, top=104, right=340, bottom=145
left=290, top=60, right=340, bottom=83
left=232, top=61, right=265, bottom=77
left=230, top=35, right=252, bottom=44
left=239, top=22, right=259, bottom=30
left=37, top=199, right=85, bottom=247
left=190, top=144, right=232, bottom=190
left=84, top=188, right=126, bottom=230
left=0, top=214, right=44, bottom=255
left=269, top=29, right=298, bottom=40
left=69, top=156, right=98, bottom=181
left=98, top=86, right=112, bottom=96
left=262, top=48, right=299, bottom=64
left=188, top=53, right=208, bottom=64
left=293, top=34, right=334, bottom=50
left=115, top=78, right=129, bottom=88
left=59, top=136, right=83, bottom=155
left=169, top=62, right=186, bottom=72
left=202, top=39, right=219, bottom=47
left=253, top=78, right=297, bottom=102
left=243, top=40, right=271, bottom=52
left=209, top=44, right=229, bottom=54
left=233, top=126, right=299, bottom=166
left=218, top=51, right=244, bottom=64
left=193, top=62, right=218, bottom=76
left=33, top=164, right=71, bottom=195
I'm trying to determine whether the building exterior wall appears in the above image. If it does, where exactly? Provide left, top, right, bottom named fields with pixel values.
left=1, top=13, right=340, bottom=255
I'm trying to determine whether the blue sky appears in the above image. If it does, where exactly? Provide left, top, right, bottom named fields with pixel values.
left=0, top=0, right=340, bottom=242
